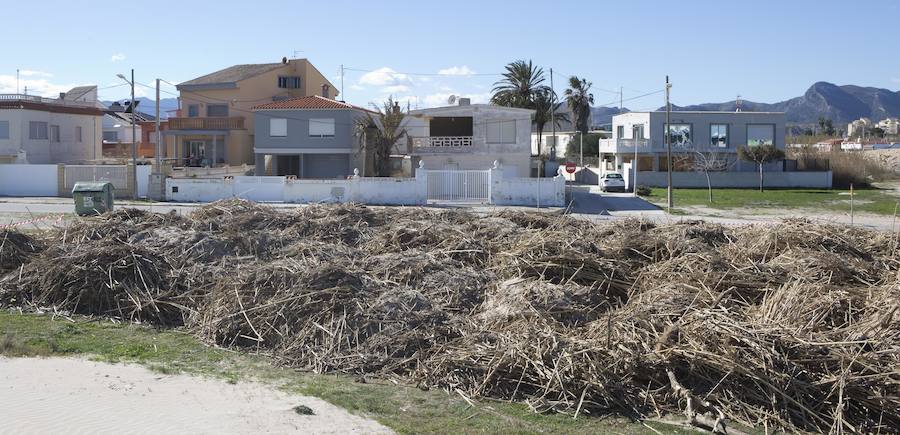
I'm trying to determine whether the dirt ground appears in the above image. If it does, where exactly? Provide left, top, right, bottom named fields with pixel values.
left=0, top=357, right=392, bottom=435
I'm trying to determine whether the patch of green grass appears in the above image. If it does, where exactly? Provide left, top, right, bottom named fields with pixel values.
left=0, top=311, right=694, bottom=434
left=645, top=187, right=900, bottom=216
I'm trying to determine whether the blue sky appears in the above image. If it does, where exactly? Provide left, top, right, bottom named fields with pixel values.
left=2, top=0, right=898, bottom=109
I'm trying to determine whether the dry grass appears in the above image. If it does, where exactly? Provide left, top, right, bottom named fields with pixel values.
left=2, top=200, right=900, bottom=433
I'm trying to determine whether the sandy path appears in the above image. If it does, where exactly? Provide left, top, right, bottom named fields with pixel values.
left=0, top=357, right=393, bottom=435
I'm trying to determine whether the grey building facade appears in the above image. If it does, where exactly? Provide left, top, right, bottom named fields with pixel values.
left=599, top=111, right=787, bottom=174
left=252, top=96, right=371, bottom=178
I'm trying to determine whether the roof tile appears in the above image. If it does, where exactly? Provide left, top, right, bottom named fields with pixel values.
left=251, top=95, right=373, bottom=112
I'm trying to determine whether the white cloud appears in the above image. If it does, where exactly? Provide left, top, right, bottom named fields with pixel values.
left=0, top=74, right=80, bottom=97
left=110, top=53, right=126, bottom=62
left=438, top=66, right=476, bottom=76
left=381, top=85, right=410, bottom=94
left=19, top=70, right=53, bottom=78
left=359, top=67, right=411, bottom=87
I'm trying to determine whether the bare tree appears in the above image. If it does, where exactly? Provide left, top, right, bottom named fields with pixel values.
left=691, top=152, right=733, bottom=203
left=737, top=145, right=785, bottom=192
left=355, top=98, right=408, bottom=177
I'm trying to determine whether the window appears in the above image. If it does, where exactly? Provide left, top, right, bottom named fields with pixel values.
left=278, top=76, right=302, bottom=89
left=103, top=131, right=119, bottom=142
left=29, top=121, right=48, bottom=140
left=50, top=125, right=60, bottom=142
left=0, top=121, right=8, bottom=139
left=633, top=124, right=645, bottom=140
left=187, top=104, right=199, bottom=117
left=309, top=118, right=335, bottom=137
left=207, top=104, right=228, bottom=117
left=747, top=124, right=775, bottom=146
left=710, top=124, right=728, bottom=147
left=666, top=124, right=692, bottom=147
left=486, top=120, right=517, bottom=143
left=616, top=125, right=624, bottom=138
left=270, top=118, right=287, bottom=137
left=75, top=126, right=82, bottom=142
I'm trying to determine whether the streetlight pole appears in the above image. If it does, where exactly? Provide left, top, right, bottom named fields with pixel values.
left=117, top=70, right=138, bottom=200
left=665, top=76, right=673, bottom=212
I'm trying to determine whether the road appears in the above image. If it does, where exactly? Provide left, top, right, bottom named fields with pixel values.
left=1, top=190, right=896, bottom=231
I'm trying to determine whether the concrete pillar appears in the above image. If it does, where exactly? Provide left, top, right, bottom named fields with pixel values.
left=271, top=154, right=279, bottom=176
left=614, top=154, right=623, bottom=172
left=56, top=164, right=67, bottom=197
left=212, top=135, right=218, bottom=167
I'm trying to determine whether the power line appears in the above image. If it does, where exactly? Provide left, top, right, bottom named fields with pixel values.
left=343, top=66, right=503, bottom=77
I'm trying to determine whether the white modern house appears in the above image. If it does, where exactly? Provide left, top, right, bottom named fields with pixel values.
left=0, top=87, right=104, bottom=164
left=596, top=111, right=829, bottom=188
left=403, top=99, right=535, bottom=177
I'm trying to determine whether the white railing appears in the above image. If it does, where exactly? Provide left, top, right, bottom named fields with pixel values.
left=0, top=94, right=97, bottom=108
left=411, top=136, right=474, bottom=149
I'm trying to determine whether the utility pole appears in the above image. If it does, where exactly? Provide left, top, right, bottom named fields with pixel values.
left=619, top=86, right=623, bottom=111
left=155, top=78, right=161, bottom=170
left=549, top=68, right=557, bottom=167
left=665, top=76, right=673, bottom=212
left=130, top=69, right=137, bottom=200
left=340, top=64, right=344, bottom=102
left=16, top=69, right=19, bottom=94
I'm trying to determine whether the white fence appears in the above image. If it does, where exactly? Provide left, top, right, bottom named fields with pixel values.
left=167, top=167, right=565, bottom=207
left=64, top=165, right=128, bottom=191
left=425, top=170, right=491, bottom=203
left=0, top=164, right=151, bottom=198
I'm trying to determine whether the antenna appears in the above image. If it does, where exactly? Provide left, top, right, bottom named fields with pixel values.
left=292, top=49, right=303, bottom=58
left=736, top=94, right=742, bottom=112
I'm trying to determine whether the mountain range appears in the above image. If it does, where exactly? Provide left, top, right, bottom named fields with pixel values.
left=590, top=82, right=900, bottom=127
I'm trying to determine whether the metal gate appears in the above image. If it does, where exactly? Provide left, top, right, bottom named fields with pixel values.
left=425, top=170, right=491, bottom=203
left=64, top=165, right=128, bottom=190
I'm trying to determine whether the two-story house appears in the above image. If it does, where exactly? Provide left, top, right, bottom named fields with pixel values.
left=0, top=87, right=104, bottom=164
left=599, top=111, right=787, bottom=176
left=251, top=96, right=372, bottom=178
left=169, top=58, right=336, bottom=167
left=403, top=99, right=535, bottom=177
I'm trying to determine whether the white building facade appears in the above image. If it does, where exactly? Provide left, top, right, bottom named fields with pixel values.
left=599, top=112, right=786, bottom=184
left=0, top=91, right=104, bottom=164
left=404, top=100, right=535, bottom=178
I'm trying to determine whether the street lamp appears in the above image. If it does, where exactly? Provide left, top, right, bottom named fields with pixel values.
left=116, top=70, right=138, bottom=200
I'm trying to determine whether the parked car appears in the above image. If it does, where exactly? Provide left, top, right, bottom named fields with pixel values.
left=599, top=172, right=626, bottom=192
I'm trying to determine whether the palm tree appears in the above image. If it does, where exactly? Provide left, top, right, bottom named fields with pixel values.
left=564, top=76, right=594, bottom=134
left=532, top=89, right=569, bottom=157
left=355, top=97, right=407, bottom=177
left=491, top=60, right=549, bottom=108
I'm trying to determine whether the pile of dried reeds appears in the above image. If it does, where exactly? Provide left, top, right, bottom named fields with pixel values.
left=2, top=200, right=899, bottom=433
left=0, top=230, right=43, bottom=276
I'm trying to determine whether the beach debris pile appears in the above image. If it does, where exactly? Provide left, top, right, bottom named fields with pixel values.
left=2, top=200, right=899, bottom=433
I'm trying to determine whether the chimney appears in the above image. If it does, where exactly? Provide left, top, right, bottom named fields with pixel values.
left=59, top=92, right=66, bottom=99
left=322, top=84, right=330, bottom=99
left=458, top=97, right=471, bottom=106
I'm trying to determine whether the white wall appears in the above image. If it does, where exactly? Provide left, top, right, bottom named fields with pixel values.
left=165, top=170, right=564, bottom=207
left=0, top=164, right=59, bottom=196
left=136, top=165, right=151, bottom=198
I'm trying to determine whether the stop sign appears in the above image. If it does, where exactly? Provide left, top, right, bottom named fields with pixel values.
left=565, top=162, right=577, bottom=174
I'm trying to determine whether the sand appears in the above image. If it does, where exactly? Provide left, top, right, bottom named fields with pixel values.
left=0, top=357, right=393, bottom=435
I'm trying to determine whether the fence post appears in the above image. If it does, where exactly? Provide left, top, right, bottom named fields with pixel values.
left=489, top=160, right=503, bottom=205
left=57, top=164, right=66, bottom=197
left=415, top=160, right=427, bottom=205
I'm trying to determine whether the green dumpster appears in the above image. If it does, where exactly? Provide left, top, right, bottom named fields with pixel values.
left=72, top=182, right=115, bottom=216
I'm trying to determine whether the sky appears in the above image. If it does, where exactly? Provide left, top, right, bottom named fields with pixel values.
left=2, top=0, right=899, bottom=110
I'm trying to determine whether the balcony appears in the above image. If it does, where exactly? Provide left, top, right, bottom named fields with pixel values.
left=410, top=136, right=474, bottom=153
left=168, top=117, right=244, bottom=130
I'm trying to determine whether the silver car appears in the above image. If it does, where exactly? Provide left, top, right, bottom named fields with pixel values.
left=600, top=172, right=626, bottom=192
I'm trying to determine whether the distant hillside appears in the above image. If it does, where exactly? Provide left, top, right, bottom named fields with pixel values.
left=660, top=82, right=900, bottom=124
left=102, top=97, right=179, bottom=119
